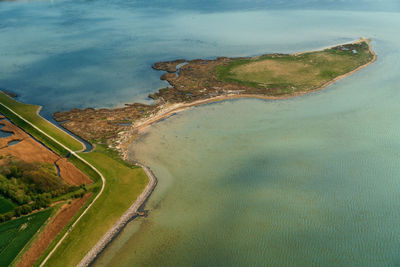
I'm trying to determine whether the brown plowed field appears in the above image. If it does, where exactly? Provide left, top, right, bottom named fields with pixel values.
left=16, top=193, right=92, bottom=267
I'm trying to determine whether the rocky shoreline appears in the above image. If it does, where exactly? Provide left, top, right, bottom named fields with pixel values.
left=77, top=163, right=157, bottom=267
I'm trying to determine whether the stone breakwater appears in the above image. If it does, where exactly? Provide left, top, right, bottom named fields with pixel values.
left=77, top=163, right=157, bottom=267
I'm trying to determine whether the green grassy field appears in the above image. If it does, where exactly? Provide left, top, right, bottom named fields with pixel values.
left=217, top=41, right=374, bottom=95
left=0, top=92, right=83, bottom=152
left=0, top=209, right=53, bottom=266
left=44, top=145, right=148, bottom=267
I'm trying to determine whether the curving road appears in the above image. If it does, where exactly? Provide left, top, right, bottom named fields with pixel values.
left=0, top=101, right=106, bottom=267
left=77, top=162, right=157, bottom=267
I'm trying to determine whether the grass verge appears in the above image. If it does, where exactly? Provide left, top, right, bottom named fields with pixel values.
left=43, top=146, right=148, bottom=267
left=0, top=92, right=83, bottom=152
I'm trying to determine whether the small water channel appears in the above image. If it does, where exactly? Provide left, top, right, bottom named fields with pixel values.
left=0, top=124, right=12, bottom=138
left=7, top=140, right=20, bottom=147
left=0, top=118, right=13, bottom=138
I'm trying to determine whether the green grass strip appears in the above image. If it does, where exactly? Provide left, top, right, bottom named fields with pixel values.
left=0, top=209, right=53, bottom=266
left=43, top=148, right=148, bottom=267
left=0, top=92, right=84, bottom=152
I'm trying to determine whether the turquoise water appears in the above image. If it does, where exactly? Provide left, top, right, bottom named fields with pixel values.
left=96, top=9, right=400, bottom=267
left=2, top=0, right=400, bottom=266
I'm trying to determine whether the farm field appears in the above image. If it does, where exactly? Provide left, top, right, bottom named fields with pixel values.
left=0, top=209, right=53, bottom=266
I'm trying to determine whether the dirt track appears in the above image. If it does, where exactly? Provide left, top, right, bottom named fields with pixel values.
left=16, top=193, right=92, bottom=267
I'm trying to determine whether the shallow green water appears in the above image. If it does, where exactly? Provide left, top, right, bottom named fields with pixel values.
left=1, top=0, right=400, bottom=265
left=96, top=8, right=400, bottom=267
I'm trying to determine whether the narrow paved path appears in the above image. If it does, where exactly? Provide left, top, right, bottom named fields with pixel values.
left=0, top=102, right=106, bottom=267
left=77, top=162, right=157, bottom=267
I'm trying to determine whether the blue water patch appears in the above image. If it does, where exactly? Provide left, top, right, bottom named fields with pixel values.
left=0, top=121, right=12, bottom=138
left=1, top=0, right=398, bottom=119
left=175, top=62, right=188, bottom=77
left=7, top=140, right=20, bottom=147
left=54, top=162, right=61, bottom=178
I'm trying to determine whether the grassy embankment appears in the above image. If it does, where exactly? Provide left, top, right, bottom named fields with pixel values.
left=0, top=93, right=149, bottom=266
left=43, top=144, right=148, bottom=267
left=0, top=209, right=53, bottom=266
left=0, top=92, right=83, bottom=154
left=217, top=40, right=374, bottom=95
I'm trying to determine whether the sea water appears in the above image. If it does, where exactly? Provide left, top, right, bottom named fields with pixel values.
left=1, top=0, right=400, bottom=266
left=100, top=8, right=400, bottom=267
left=0, top=0, right=398, bottom=116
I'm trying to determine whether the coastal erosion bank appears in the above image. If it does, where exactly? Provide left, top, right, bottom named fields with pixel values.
left=77, top=163, right=157, bottom=267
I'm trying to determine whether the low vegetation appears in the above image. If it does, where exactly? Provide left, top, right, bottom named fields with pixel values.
left=216, top=41, right=374, bottom=95
left=53, top=39, right=375, bottom=151
left=0, top=195, right=15, bottom=214
left=0, top=209, right=53, bottom=266
left=0, top=156, right=82, bottom=223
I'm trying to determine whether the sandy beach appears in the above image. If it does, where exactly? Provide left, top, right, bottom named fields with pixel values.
left=123, top=39, right=377, bottom=150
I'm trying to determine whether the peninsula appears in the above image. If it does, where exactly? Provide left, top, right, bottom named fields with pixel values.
left=0, top=38, right=377, bottom=267
left=54, top=38, right=376, bottom=159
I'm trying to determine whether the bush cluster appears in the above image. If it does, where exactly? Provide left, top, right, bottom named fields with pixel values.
left=0, top=157, right=80, bottom=222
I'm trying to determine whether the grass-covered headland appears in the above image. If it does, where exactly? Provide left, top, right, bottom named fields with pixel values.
left=0, top=38, right=375, bottom=267
left=53, top=39, right=376, bottom=155
left=216, top=40, right=374, bottom=94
